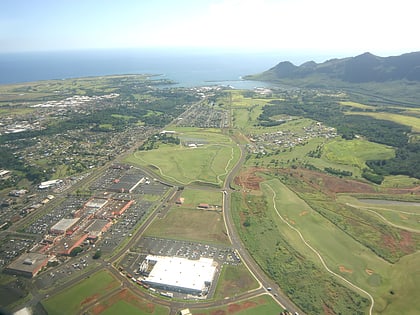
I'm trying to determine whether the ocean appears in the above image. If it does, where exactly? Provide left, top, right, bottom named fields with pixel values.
left=0, top=48, right=312, bottom=88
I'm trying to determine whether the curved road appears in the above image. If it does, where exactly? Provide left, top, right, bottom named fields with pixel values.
left=25, top=127, right=304, bottom=314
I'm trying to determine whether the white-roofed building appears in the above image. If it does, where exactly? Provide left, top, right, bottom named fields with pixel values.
left=142, top=255, right=217, bottom=296
left=50, top=218, right=80, bottom=234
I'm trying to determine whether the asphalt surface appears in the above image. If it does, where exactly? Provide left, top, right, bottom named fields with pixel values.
left=21, top=129, right=303, bottom=315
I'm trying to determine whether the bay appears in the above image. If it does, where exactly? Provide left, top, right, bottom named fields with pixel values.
left=0, top=48, right=309, bottom=88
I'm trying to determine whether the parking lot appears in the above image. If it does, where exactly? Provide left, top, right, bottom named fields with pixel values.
left=120, top=236, right=241, bottom=276
left=24, top=195, right=89, bottom=235
left=0, top=235, right=37, bottom=269
left=99, top=199, right=153, bottom=252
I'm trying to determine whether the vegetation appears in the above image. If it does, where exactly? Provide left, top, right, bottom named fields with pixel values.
left=145, top=204, right=230, bottom=245
left=214, top=264, right=259, bottom=299
left=258, top=92, right=420, bottom=180
left=92, top=249, right=102, bottom=259
left=192, top=295, right=283, bottom=315
left=126, top=128, right=240, bottom=187
left=231, top=184, right=371, bottom=315
left=42, top=270, right=119, bottom=315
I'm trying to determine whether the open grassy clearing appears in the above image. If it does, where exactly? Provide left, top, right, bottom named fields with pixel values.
left=337, top=195, right=420, bottom=232
left=231, top=187, right=371, bottom=314
left=88, top=288, right=169, bottom=315
left=192, top=294, right=283, bottom=315
left=214, top=264, right=259, bottom=300
left=380, top=175, right=420, bottom=188
left=264, top=177, right=420, bottom=314
left=42, top=270, right=120, bottom=315
left=178, top=188, right=222, bottom=209
left=339, top=101, right=376, bottom=110
left=323, top=138, right=395, bottom=168
left=347, top=111, right=420, bottom=132
left=145, top=207, right=230, bottom=245
left=126, top=129, right=240, bottom=187
left=261, top=179, right=391, bottom=290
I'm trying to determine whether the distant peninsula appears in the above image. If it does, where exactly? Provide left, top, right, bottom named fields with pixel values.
left=245, top=51, right=420, bottom=85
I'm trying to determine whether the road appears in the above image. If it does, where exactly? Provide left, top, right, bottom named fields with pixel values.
left=221, top=143, right=303, bottom=315
left=21, top=104, right=304, bottom=315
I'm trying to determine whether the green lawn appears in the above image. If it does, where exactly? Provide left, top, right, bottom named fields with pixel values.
left=178, top=188, right=222, bottom=209
left=95, top=294, right=169, bottom=315
left=126, top=129, right=240, bottom=187
left=260, top=178, right=420, bottom=314
left=145, top=207, right=230, bottom=245
left=347, top=111, right=420, bottom=132
left=323, top=138, right=395, bottom=168
left=214, top=264, right=259, bottom=300
left=193, top=294, right=283, bottom=315
left=42, top=270, right=120, bottom=315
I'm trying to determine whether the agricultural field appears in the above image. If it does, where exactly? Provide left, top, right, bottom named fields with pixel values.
left=42, top=270, right=120, bottom=315
left=126, top=128, right=241, bottom=187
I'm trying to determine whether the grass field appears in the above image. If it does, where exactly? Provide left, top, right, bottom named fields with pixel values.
left=266, top=178, right=420, bottom=314
left=347, top=111, right=420, bottom=132
left=42, top=270, right=120, bottom=315
left=126, top=128, right=240, bottom=187
left=88, top=289, right=169, bottom=315
left=214, top=264, right=259, bottom=300
left=177, top=188, right=222, bottom=209
left=192, top=294, right=283, bottom=315
left=337, top=195, right=420, bottom=232
left=231, top=169, right=420, bottom=314
left=323, top=138, right=395, bottom=168
left=145, top=206, right=230, bottom=245
left=339, top=101, right=376, bottom=110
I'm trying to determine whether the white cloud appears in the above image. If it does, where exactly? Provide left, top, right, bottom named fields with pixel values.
left=136, top=0, right=419, bottom=55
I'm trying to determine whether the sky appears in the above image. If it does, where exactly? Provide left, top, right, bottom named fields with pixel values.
left=1, top=0, right=419, bottom=57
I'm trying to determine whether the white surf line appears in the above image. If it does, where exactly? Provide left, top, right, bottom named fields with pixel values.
left=265, top=183, right=375, bottom=315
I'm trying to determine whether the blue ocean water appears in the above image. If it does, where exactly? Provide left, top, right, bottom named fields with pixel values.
left=0, top=48, right=308, bottom=88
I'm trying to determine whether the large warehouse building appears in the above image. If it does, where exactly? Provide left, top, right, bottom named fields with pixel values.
left=5, top=253, right=50, bottom=278
left=142, top=255, right=217, bottom=296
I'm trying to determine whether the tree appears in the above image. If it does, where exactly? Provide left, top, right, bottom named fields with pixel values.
left=93, top=249, right=102, bottom=259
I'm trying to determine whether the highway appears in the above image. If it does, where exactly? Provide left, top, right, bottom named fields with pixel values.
left=221, top=143, right=303, bottom=315
left=21, top=107, right=304, bottom=315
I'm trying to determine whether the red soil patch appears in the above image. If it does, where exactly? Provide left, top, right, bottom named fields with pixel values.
left=90, top=288, right=155, bottom=315
left=322, top=302, right=335, bottom=315
left=399, top=214, right=408, bottom=220
left=81, top=293, right=99, bottom=306
left=382, top=230, right=415, bottom=255
left=211, top=310, right=226, bottom=315
left=284, top=168, right=376, bottom=195
left=234, top=167, right=266, bottom=191
left=299, top=210, right=309, bottom=216
left=399, top=230, right=415, bottom=253
left=339, top=265, right=353, bottom=273
left=227, top=301, right=258, bottom=314
left=365, top=269, right=374, bottom=275
left=227, top=304, right=241, bottom=313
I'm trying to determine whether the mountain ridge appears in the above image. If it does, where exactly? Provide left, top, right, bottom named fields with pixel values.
left=246, top=51, right=420, bottom=83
